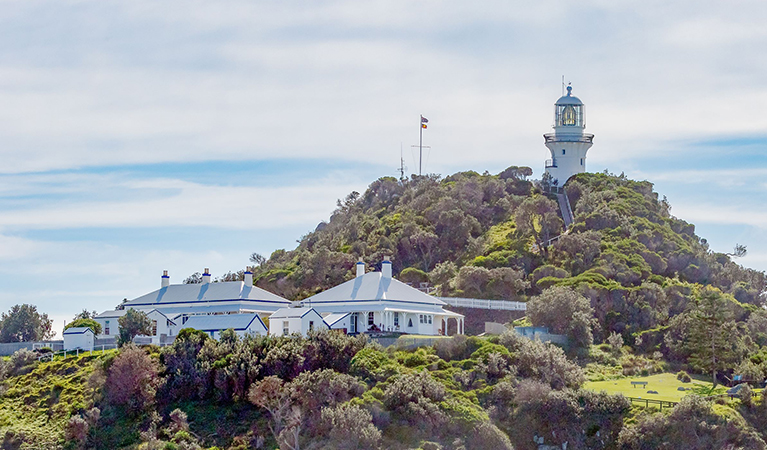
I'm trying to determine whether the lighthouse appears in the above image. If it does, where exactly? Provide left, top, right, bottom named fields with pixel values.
left=543, top=84, right=594, bottom=187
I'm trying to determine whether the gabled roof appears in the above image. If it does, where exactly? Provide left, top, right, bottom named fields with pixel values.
left=181, top=313, right=266, bottom=332
left=63, top=327, right=94, bottom=335
left=303, top=272, right=447, bottom=306
left=323, top=313, right=350, bottom=327
left=270, top=307, right=320, bottom=319
left=96, top=310, right=127, bottom=319
left=123, top=281, right=290, bottom=307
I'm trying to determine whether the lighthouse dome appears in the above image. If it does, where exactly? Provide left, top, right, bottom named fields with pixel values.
left=555, top=85, right=582, bottom=105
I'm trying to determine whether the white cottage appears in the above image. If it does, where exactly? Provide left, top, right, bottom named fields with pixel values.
left=181, top=313, right=267, bottom=339
left=63, top=327, right=95, bottom=351
left=94, top=308, right=176, bottom=344
left=269, top=307, right=328, bottom=336
left=301, top=257, right=464, bottom=336
left=96, top=268, right=291, bottom=342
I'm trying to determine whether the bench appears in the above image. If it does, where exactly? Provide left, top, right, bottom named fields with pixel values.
left=631, top=381, right=648, bottom=388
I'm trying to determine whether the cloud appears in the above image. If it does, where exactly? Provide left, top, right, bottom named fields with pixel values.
left=0, top=174, right=362, bottom=230
left=0, top=1, right=766, bottom=175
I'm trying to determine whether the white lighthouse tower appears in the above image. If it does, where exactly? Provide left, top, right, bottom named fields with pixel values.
left=543, top=84, right=594, bottom=187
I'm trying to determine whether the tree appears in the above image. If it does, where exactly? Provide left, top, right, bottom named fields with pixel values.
left=72, top=309, right=97, bottom=321
left=514, top=195, right=563, bottom=255
left=527, top=286, right=596, bottom=348
left=249, top=376, right=302, bottom=450
left=727, top=244, right=748, bottom=258
left=106, top=344, right=162, bottom=414
left=117, top=308, right=153, bottom=346
left=183, top=272, right=203, bottom=284
left=0, top=304, right=54, bottom=342
left=250, top=252, right=267, bottom=267
left=684, top=288, right=744, bottom=386
left=64, top=318, right=102, bottom=335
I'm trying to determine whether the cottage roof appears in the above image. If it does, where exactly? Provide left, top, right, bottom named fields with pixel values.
left=323, top=313, right=350, bottom=326
left=123, top=281, right=290, bottom=307
left=63, top=327, right=94, bottom=335
left=270, top=307, right=319, bottom=319
left=181, top=313, right=266, bottom=332
left=95, top=310, right=127, bottom=319
left=303, top=272, right=447, bottom=306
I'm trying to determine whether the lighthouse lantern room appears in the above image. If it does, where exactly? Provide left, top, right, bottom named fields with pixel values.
left=543, top=84, right=594, bottom=187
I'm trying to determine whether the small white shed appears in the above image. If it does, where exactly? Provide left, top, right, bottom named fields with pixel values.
left=63, top=327, right=95, bottom=351
left=269, top=307, right=328, bottom=336
left=181, top=313, right=268, bottom=340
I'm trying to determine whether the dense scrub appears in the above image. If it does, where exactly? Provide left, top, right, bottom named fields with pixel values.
left=249, top=169, right=766, bottom=375
left=3, top=331, right=767, bottom=449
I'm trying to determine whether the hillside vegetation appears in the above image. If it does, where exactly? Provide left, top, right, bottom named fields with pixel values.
left=3, top=168, right=767, bottom=449
left=253, top=169, right=765, bottom=339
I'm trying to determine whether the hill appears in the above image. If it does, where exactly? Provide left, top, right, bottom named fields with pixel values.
left=252, top=168, right=765, bottom=342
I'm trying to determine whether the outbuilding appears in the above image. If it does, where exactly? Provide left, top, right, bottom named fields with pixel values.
left=63, top=327, right=95, bottom=351
left=180, top=313, right=268, bottom=339
left=269, top=307, right=328, bottom=336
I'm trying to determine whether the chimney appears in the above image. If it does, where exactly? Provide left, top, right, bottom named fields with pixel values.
left=161, top=270, right=170, bottom=288
left=202, top=268, right=211, bottom=284
left=382, top=256, right=392, bottom=279
left=356, top=259, right=365, bottom=277
left=244, top=267, right=254, bottom=286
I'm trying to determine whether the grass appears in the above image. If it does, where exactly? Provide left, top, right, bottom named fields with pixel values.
left=0, top=350, right=113, bottom=449
left=584, top=372, right=727, bottom=403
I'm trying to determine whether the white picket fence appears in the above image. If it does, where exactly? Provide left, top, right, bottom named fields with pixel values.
left=438, top=297, right=526, bottom=311
left=36, top=344, right=118, bottom=362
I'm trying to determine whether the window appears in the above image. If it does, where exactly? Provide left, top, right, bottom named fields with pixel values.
left=428, top=315, right=432, bottom=324
left=419, top=315, right=424, bottom=324
left=580, top=158, right=584, bottom=166
left=408, top=318, right=413, bottom=327
left=309, top=321, right=314, bottom=332
left=562, top=149, right=566, bottom=155
left=394, top=312, right=399, bottom=327
left=105, top=320, right=109, bottom=335
left=283, top=321, right=290, bottom=336
left=151, top=320, right=158, bottom=336
left=368, top=312, right=375, bottom=326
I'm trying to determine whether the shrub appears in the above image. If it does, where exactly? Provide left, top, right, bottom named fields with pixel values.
left=619, top=395, right=766, bottom=449
left=500, top=331, right=585, bottom=389
left=738, top=384, right=754, bottom=408
left=676, top=370, right=692, bottom=383
left=383, top=372, right=447, bottom=433
left=606, top=332, right=624, bottom=354
left=10, top=348, right=38, bottom=375
left=65, top=415, right=89, bottom=448
left=320, top=403, right=381, bottom=449
left=106, top=344, right=162, bottom=414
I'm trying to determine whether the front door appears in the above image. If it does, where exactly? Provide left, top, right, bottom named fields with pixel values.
left=350, top=313, right=357, bottom=334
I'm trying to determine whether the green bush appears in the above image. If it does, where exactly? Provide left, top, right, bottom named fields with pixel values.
left=676, top=371, right=692, bottom=383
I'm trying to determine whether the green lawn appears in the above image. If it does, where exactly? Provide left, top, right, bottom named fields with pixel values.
left=584, top=372, right=726, bottom=403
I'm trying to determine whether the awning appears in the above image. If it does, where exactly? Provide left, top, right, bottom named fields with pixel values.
left=383, top=307, right=463, bottom=318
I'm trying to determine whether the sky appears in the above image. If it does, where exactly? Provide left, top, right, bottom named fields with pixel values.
left=0, top=0, right=765, bottom=337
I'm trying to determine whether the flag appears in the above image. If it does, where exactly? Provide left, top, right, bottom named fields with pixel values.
left=421, top=116, right=429, bottom=123
left=422, top=124, right=427, bottom=129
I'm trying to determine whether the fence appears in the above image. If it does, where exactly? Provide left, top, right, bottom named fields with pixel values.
left=625, top=396, right=678, bottom=410
left=36, top=344, right=118, bottom=362
left=0, top=340, right=63, bottom=356
left=438, top=297, right=526, bottom=311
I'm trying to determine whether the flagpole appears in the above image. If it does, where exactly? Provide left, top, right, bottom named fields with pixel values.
left=419, top=115, right=423, bottom=176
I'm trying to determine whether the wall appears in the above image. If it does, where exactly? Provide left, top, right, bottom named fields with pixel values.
left=0, top=341, right=64, bottom=356
left=64, top=332, right=94, bottom=351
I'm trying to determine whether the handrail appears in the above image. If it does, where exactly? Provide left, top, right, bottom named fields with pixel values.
left=438, top=297, right=526, bottom=311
